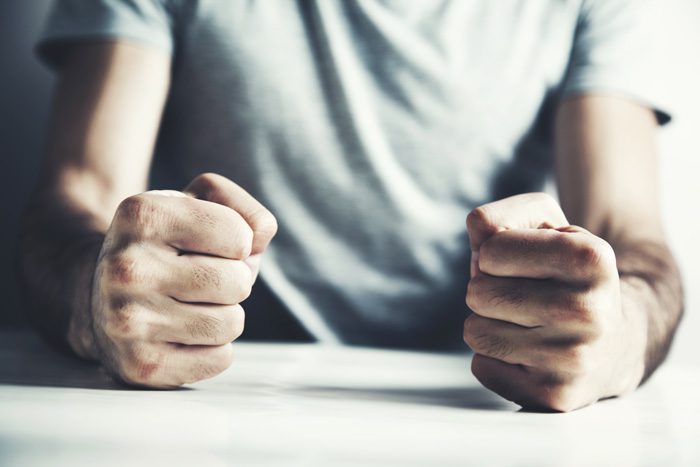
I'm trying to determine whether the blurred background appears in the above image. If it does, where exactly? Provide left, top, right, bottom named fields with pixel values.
left=1, top=1, right=698, bottom=364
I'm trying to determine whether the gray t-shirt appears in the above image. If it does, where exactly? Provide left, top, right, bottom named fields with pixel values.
left=39, top=0, right=670, bottom=349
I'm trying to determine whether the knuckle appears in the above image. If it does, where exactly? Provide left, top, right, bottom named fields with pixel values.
left=121, top=355, right=162, bottom=387
left=563, top=345, right=593, bottom=375
left=250, top=208, right=278, bottom=242
left=103, top=301, right=150, bottom=341
left=231, top=222, right=254, bottom=258
left=192, top=172, right=225, bottom=197
left=553, top=293, right=605, bottom=341
left=573, top=241, right=603, bottom=270
left=104, top=249, right=143, bottom=287
left=467, top=206, right=494, bottom=234
left=116, top=195, right=154, bottom=230
left=221, top=261, right=253, bottom=303
left=235, top=266, right=254, bottom=302
left=566, top=236, right=616, bottom=275
left=560, top=292, right=595, bottom=321
left=584, top=318, right=604, bottom=341
left=217, top=306, right=245, bottom=343
left=555, top=295, right=599, bottom=338
left=594, top=238, right=617, bottom=270
left=228, top=305, right=246, bottom=341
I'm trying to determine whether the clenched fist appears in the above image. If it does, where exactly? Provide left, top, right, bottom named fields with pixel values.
left=464, top=193, right=644, bottom=412
left=91, top=173, right=277, bottom=388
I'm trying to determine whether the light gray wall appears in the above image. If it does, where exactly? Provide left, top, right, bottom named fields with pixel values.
left=653, top=1, right=700, bottom=365
left=0, top=1, right=698, bottom=366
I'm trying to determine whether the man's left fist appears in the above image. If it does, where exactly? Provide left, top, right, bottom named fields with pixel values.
left=464, top=193, right=644, bottom=412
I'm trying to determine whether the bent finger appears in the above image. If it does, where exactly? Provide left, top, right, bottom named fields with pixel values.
left=184, top=173, right=278, bottom=254
left=114, top=192, right=254, bottom=259
left=118, top=341, right=234, bottom=388
left=466, top=274, right=603, bottom=330
left=165, top=255, right=253, bottom=305
left=153, top=302, right=245, bottom=346
left=478, top=228, right=616, bottom=284
left=463, top=314, right=542, bottom=366
left=471, top=354, right=540, bottom=408
left=467, top=193, right=568, bottom=254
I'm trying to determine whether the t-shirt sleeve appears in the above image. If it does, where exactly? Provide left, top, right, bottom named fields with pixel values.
left=37, top=0, right=177, bottom=68
left=562, top=0, right=672, bottom=124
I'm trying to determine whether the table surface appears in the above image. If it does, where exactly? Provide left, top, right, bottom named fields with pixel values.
left=0, top=331, right=698, bottom=467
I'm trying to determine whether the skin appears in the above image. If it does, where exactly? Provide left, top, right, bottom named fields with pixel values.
left=19, top=41, right=683, bottom=406
left=19, top=41, right=277, bottom=387
left=464, top=97, right=684, bottom=411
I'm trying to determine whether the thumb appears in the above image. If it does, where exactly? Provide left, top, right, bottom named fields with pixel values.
left=184, top=173, right=278, bottom=255
left=466, top=193, right=568, bottom=276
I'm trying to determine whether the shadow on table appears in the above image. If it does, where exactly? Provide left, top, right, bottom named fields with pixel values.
left=0, top=331, right=116, bottom=389
left=0, top=331, right=174, bottom=391
left=1, top=331, right=515, bottom=411
left=288, top=384, right=515, bottom=411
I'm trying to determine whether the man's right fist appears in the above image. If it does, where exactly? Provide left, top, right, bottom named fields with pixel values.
left=90, top=173, right=277, bottom=388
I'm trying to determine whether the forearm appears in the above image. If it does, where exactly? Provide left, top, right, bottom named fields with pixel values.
left=18, top=191, right=106, bottom=360
left=613, top=238, right=684, bottom=383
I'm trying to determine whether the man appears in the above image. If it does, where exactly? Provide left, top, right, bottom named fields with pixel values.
left=19, top=0, right=683, bottom=412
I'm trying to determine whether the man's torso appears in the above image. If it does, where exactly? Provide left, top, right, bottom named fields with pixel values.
left=154, top=0, right=581, bottom=348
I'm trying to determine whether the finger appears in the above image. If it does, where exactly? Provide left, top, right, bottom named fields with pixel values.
left=467, top=192, right=568, bottom=256
left=120, top=341, right=234, bottom=388
left=463, top=314, right=541, bottom=366
left=153, top=302, right=245, bottom=346
left=243, top=253, right=263, bottom=280
left=184, top=173, right=278, bottom=254
left=114, top=192, right=253, bottom=259
left=165, top=255, right=253, bottom=305
left=478, top=227, right=616, bottom=284
left=172, top=341, right=236, bottom=385
left=471, top=354, right=544, bottom=408
left=472, top=354, right=593, bottom=412
left=466, top=274, right=603, bottom=330
left=467, top=193, right=568, bottom=277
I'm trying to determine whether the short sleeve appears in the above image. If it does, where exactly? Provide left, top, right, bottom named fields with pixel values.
left=562, top=0, right=672, bottom=124
left=37, top=0, right=177, bottom=69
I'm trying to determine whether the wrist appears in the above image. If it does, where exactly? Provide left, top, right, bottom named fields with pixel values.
left=66, top=239, right=104, bottom=362
left=607, top=280, right=649, bottom=397
left=66, top=307, right=100, bottom=361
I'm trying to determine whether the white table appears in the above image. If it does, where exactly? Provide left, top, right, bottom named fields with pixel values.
left=0, top=331, right=698, bottom=466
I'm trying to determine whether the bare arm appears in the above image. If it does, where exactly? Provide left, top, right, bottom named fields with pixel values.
left=19, top=40, right=277, bottom=387
left=463, top=94, right=683, bottom=411
left=554, top=94, right=684, bottom=382
left=19, top=41, right=171, bottom=359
